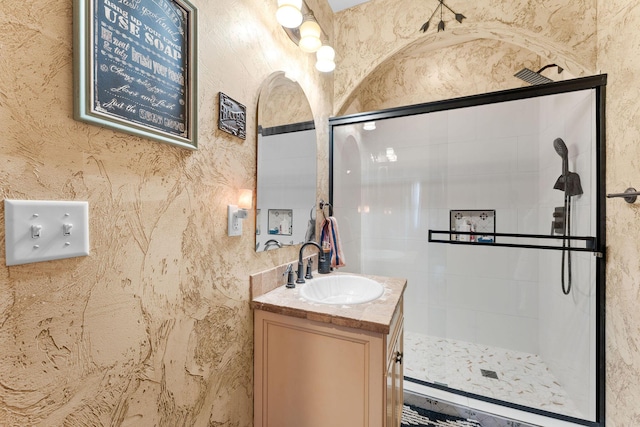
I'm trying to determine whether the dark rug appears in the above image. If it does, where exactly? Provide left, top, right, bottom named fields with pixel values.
left=402, top=404, right=482, bottom=427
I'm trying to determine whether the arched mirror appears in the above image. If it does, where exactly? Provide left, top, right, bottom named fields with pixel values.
left=256, top=72, right=317, bottom=252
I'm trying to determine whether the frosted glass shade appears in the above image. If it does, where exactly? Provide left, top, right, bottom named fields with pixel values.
left=238, top=189, right=253, bottom=209
left=276, top=0, right=303, bottom=28
left=315, top=45, right=335, bottom=72
left=298, top=20, right=322, bottom=53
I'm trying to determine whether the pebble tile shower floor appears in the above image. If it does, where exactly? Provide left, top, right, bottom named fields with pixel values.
left=404, top=332, right=583, bottom=419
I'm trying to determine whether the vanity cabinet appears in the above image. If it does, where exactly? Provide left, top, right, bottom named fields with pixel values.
left=253, top=297, right=403, bottom=427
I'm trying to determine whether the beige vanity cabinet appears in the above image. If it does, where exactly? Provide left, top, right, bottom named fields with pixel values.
left=253, top=296, right=403, bottom=427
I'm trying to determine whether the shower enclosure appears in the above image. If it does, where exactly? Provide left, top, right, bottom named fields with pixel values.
left=329, top=76, right=606, bottom=426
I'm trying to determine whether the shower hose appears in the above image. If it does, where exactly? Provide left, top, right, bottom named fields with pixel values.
left=561, top=194, right=572, bottom=295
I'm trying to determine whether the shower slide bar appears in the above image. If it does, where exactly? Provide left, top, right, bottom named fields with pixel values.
left=428, top=230, right=600, bottom=254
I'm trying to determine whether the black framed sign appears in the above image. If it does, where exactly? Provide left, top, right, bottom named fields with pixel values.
left=74, top=0, right=198, bottom=149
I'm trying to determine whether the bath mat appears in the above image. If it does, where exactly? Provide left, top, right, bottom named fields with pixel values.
left=402, top=404, right=482, bottom=427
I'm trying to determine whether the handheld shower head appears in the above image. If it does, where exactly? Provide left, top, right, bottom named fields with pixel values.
left=553, top=137, right=569, bottom=175
left=553, top=137, right=568, bottom=158
left=552, top=138, right=583, bottom=196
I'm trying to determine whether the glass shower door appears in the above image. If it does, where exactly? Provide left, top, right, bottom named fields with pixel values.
left=330, top=78, right=605, bottom=426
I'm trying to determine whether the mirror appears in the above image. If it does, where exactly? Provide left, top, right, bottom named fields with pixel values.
left=256, top=72, right=317, bottom=252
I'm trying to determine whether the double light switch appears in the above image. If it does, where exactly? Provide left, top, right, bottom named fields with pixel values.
left=4, top=200, right=90, bottom=266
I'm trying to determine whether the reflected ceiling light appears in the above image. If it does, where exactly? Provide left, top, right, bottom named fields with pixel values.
left=363, top=121, right=376, bottom=131
left=315, top=45, right=335, bottom=72
left=276, top=0, right=303, bottom=28
left=299, top=18, right=322, bottom=53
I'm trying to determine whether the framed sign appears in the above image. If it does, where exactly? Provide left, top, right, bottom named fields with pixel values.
left=218, top=92, right=247, bottom=139
left=73, top=0, right=198, bottom=150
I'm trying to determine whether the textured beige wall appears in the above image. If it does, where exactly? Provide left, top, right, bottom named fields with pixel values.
left=0, top=0, right=331, bottom=425
left=258, top=74, right=314, bottom=128
left=334, top=0, right=597, bottom=113
left=2, top=0, right=638, bottom=425
left=340, top=38, right=551, bottom=113
left=598, top=1, right=640, bottom=426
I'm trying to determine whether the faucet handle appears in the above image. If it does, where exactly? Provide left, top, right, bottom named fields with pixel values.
left=305, top=258, right=314, bottom=280
left=284, top=264, right=296, bottom=288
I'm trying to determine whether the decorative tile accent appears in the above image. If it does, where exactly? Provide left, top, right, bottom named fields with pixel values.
left=450, top=210, right=496, bottom=242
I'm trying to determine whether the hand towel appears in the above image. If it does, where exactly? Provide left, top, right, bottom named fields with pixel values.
left=320, top=216, right=346, bottom=268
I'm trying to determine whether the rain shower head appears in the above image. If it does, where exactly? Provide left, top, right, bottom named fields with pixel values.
left=514, top=64, right=564, bottom=85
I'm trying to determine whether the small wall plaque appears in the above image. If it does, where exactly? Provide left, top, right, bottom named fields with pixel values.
left=218, top=92, right=246, bottom=139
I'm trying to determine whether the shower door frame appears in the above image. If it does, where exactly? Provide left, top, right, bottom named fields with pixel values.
left=328, top=75, right=607, bottom=427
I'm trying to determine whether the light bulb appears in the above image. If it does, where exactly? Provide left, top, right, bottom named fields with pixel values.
left=276, top=0, right=303, bottom=28
left=315, top=45, right=335, bottom=72
left=298, top=20, right=322, bottom=53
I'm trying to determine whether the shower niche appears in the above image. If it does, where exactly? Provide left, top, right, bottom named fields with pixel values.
left=449, top=209, right=495, bottom=242
left=329, top=76, right=606, bottom=427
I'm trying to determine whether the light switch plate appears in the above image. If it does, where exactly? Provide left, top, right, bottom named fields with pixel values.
left=4, top=199, right=90, bottom=266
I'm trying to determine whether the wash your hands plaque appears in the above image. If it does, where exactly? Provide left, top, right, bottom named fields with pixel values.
left=74, top=0, right=198, bottom=149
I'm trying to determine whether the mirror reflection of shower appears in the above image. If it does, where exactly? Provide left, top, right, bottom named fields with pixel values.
left=552, top=137, right=583, bottom=295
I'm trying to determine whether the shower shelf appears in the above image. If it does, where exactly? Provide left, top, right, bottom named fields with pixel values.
left=428, top=230, right=599, bottom=253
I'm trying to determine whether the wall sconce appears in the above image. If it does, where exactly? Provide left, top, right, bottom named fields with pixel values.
left=277, top=0, right=335, bottom=72
left=228, top=189, right=253, bottom=237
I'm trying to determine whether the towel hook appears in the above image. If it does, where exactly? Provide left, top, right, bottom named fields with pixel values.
left=319, top=199, right=332, bottom=219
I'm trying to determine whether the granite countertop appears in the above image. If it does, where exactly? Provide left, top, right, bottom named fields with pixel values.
left=250, top=271, right=407, bottom=334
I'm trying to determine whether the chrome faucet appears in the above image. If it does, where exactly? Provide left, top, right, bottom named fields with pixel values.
left=296, top=241, right=324, bottom=284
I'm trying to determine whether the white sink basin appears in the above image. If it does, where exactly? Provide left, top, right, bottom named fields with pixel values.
left=300, top=275, right=384, bottom=305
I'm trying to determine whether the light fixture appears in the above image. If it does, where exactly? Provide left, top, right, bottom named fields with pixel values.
left=420, top=0, right=466, bottom=33
left=276, top=0, right=303, bottom=28
left=363, top=121, right=376, bottom=131
left=315, top=45, right=335, bottom=72
left=298, top=18, right=322, bottom=53
left=228, top=189, right=253, bottom=237
left=276, top=0, right=336, bottom=72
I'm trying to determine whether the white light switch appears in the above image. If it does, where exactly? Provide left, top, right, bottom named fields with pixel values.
left=4, top=199, right=90, bottom=266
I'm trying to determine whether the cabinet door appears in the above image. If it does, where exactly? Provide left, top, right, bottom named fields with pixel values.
left=386, top=324, right=404, bottom=427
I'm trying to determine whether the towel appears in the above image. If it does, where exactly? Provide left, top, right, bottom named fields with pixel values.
left=320, top=216, right=346, bottom=268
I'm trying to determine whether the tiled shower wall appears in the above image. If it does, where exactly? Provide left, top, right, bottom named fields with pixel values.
left=536, top=90, right=597, bottom=418
left=333, top=90, right=597, bottom=417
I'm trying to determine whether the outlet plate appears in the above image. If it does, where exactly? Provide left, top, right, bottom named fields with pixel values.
left=4, top=200, right=90, bottom=266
